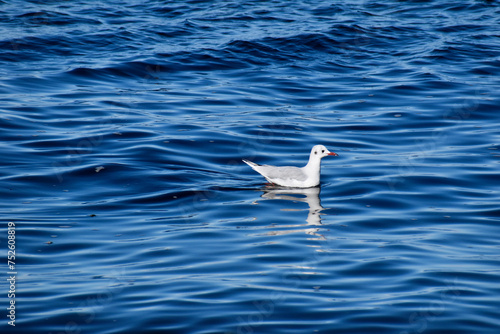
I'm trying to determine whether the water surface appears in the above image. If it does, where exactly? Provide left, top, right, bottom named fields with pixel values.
left=1, top=1, right=499, bottom=333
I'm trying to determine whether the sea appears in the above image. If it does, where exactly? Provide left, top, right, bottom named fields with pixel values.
left=1, top=1, right=499, bottom=333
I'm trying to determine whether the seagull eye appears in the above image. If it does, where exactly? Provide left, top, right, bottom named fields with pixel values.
left=322, top=150, right=325, bottom=153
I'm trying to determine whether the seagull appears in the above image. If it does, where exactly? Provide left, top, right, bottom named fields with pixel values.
left=243, top=145, right=338, bottom=188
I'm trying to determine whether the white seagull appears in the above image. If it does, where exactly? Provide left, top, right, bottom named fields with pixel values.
left=243, top=145, right=338, bottom=188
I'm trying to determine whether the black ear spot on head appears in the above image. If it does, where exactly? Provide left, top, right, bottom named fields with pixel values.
left=314, top=151, right=317, bottom=155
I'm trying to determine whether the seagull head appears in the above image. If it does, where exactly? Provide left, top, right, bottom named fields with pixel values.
left=311, top=145, right=338, bottom=159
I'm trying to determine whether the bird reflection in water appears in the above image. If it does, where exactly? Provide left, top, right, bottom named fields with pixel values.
left=258, top=186, right=328, bottom=240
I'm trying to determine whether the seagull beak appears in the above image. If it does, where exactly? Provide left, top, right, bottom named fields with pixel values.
left=328, top=152, right=339, bottom=156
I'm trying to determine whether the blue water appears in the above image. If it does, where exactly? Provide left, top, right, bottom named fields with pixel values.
left=1, top=1, right=500, bottom=333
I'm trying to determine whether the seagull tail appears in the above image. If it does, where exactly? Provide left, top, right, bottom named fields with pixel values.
left=242, top=159, right=259, bottom=168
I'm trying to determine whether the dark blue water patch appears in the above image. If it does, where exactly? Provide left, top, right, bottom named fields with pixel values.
left=67, top=63, right=147, bottom=81
left=266, top=33, right=343, bottom=57
left=427, top=42, right=500, bottom=67
left=162, top=52, right=252, bottom=72
left=2, top=35, right=89, bottom=59
left=223, top=40, right=290, bottom=65
left=470, top=62, right=500, bottom=77
left=73, top=4, right=140, bottom=21
left=149, top=4, right=191, bottom=17
left=15, top=10, right=102, bottom=26
left=436, top=23, right=491, bottom=34
left=67, top=57, right=247, bottom=84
